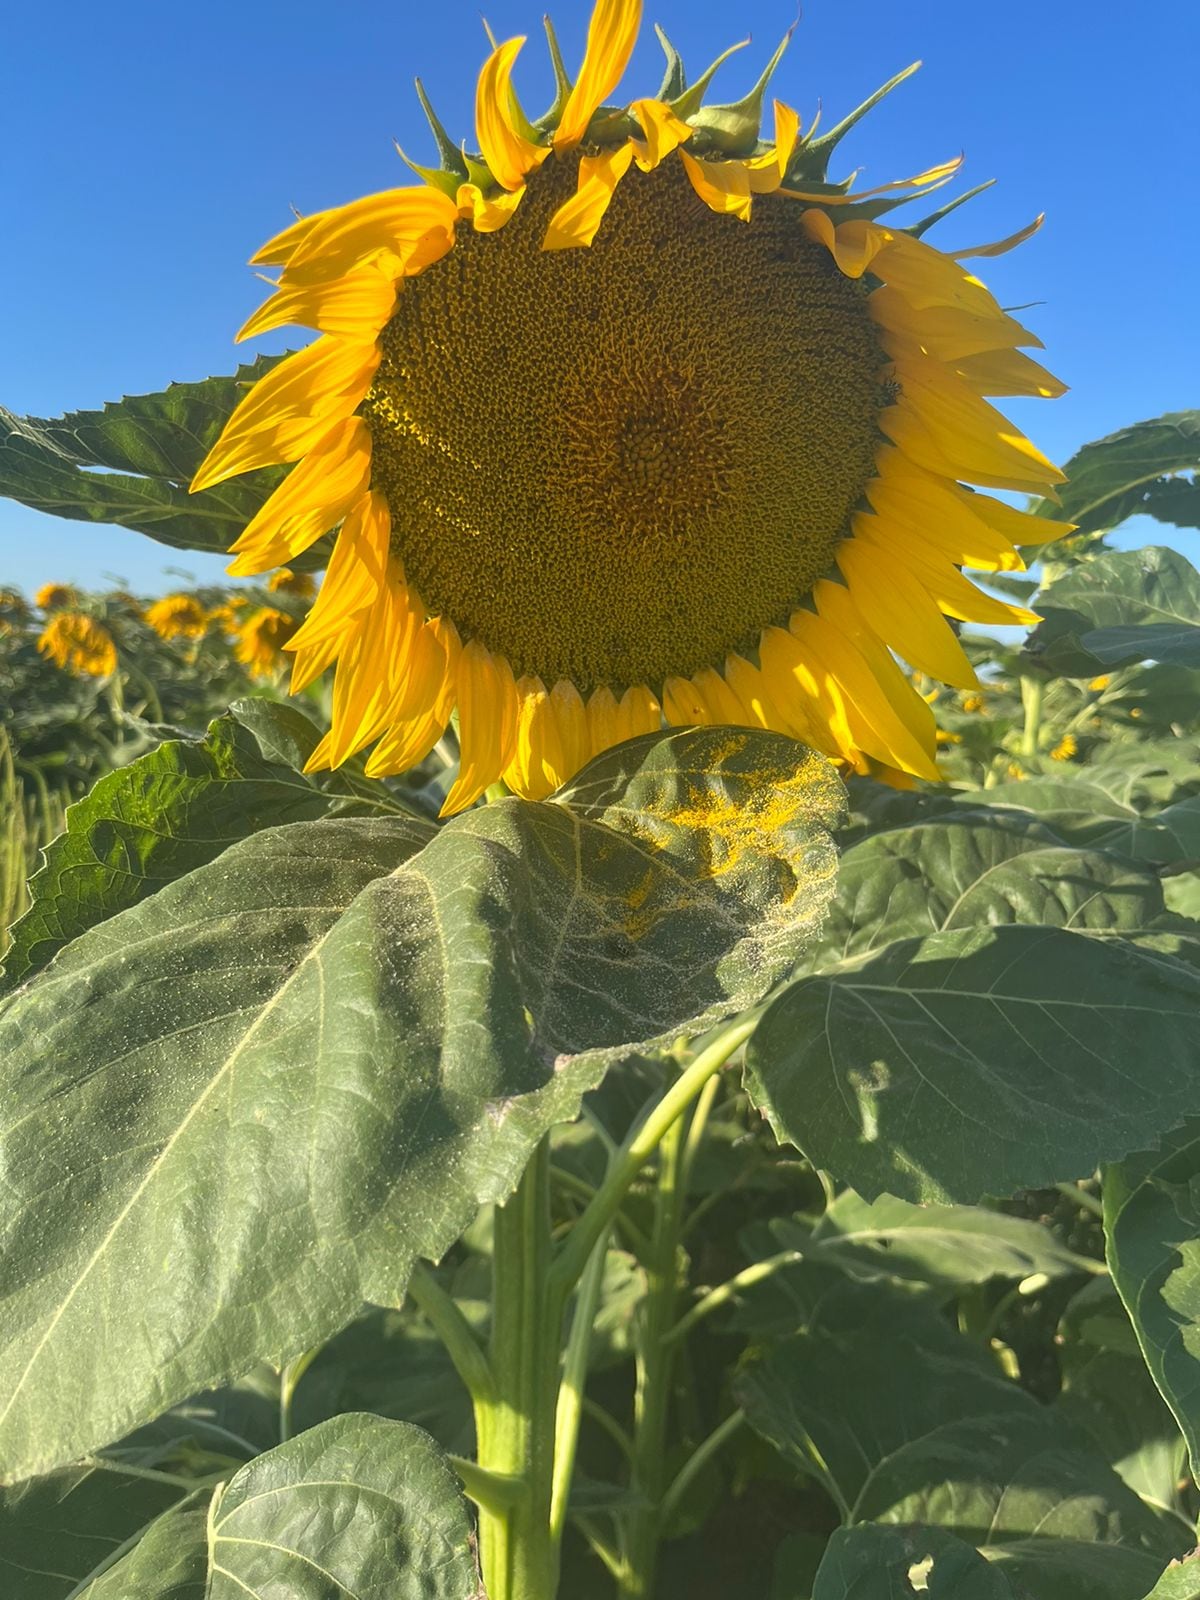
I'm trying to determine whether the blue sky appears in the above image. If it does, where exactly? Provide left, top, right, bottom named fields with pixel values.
left=1, top=0, right=1195, bottom=592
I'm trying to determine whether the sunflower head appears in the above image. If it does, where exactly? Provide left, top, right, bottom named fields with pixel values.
left=144, top=593, right=209, bottom=641
left=235, top=606, right=297, bottom=678
left=34, top=582, right=76, bottom=612
left=193, top=0, right=1068, bottom=814
left=38, top=613, right=118, bottom=677
left=266, top=567, right=317, bottom=599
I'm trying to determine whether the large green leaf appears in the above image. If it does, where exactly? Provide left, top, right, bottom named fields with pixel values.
left=1055, top=1278, right=1188, bottom=1512
left=809, top=813, right=1166, bottom=965
left=0, top=727, right=843, bottom=1481
left=0, top=361, right=311, bottom=560
left=736, top=1280, right=1180, bottom=1595
left=207, top=1415, right=479, bottom=1599
left=1032, top=413, right=1200, bottom=539
left=0, top=1460, right=187, bottom=1599
left=1027, top=548, right=1200, bottom=675
left=950, top=776, right=1200, bottom=869
left=1140, top=1555, right=1200, bottom=1599
left=744, top=925, right=1200, bottom=1204
left=0, top=700, right=338, bottom=992
left=83, top=1505, right=209, bottom=1599
left=1106, top=1122, right=1200, bottom=1482
left=805, top=1525, right=1015, bottom=1598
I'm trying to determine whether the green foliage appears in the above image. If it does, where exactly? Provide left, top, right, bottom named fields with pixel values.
left=2, top=403, right=1200, bottom=1598
left=0, top=362, right=307, bottom=558
left=1031, top=411, right=1200, bottom=542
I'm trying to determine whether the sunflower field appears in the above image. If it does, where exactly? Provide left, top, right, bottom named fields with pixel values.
left=1, top=3, right=1198, bottom=1597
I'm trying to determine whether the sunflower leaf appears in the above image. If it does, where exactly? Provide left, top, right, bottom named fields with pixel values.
left=204, top=1415, right=481, bottom=1600
left=0, top=727, right=842, bottom=1480
left=0, top=359, right=329, bottom=564
left=1030, top=410, right=1200, bottom=542
left=0, top=700, right=336, bottom=994
left=1026, top=546, right=1200, bottom=675
left=1106, top=1121, right=1200, bottom=1483
left=805, top=1525, right=1017, bottom=1598
left=744, top=924, right=1200, bottom=1204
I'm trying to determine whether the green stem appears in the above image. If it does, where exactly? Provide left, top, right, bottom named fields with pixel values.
left=662, top=1249, right=806, bottom=1347
left=618, top=1111, right=690, bottom=1600
left=408, top=1260, right=497, bottom=1407
left=657, top=1410, right=745, bottom=1527
left=278, top=1346, right=322, bottom=1443
left=549, top=1016, right=759, bottom=1302
left=1054, top=1179, right=1105, bottom=1219
left=1020, top=675, right=1043, bottom=757
left=448, top=1457, right=525, bottom=1514
left=477, top=1138, right=560, bottom=1600
left=549, top=1225, right=610, bottom=1549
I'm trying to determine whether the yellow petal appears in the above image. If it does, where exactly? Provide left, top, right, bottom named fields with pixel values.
left=679, top=149, right=752, bottom=221
left=854, top=517, right=1037, bottom=627
left=543, top=143, right=634, bottom=251
left=456, top=182, right=526, bottom=233
left=321, top=567, right=424, bottom=767
left=554, top=0, right=643, bottom=151
left=476, top=38, right=550, bottom=192
left=812, top=579, right=939, bottom=771
left=250, top=210, right=321, bottom=268
left=838, top=530, right=978, bottom=689
left=363, top=619, right=460, bottom=776
left=783, top=155, right=963, bottom=206
left=285, top=489, right=391, bottom=662
left=868, top=449, right=1025, bottom=571
left=952, top=347, right=1067, bottom=399
left=237, top=266, right=398, bottom=343
left=279, top=187, right=458, bottom=287
left=799, top=210, right=892, bottom=278
left=884, top=354, right=1066, bottom=492
left=662, top=675, right=710, bottom=726
left=869, top=283, right=1041, bottom=359
left=722, top=651, right=819, bottom=745
left=691, top=666, right=746, bottom=724
left=585, top=684, right=620, bottom=756
left=362, top=704, right=446, bottom=779
left=615, top=684, right=661, bottom=742
left=551, top=680, right=590, bottom=782
left=954, top=213, right=1044, bottom=259
left=505, top=676, right=563, bottom=800
left=288, top=632, right=342, bottom=697
left=756, top=625, right=852, bottom=758
left=226, top=416, right=372, bottom=576
left=871, top=230, right=1001, bottom=319
left=746, top=100, right=801, bottom=193
left=191, top=337, right=379, bottom=490
left=958, top=484, right=1074, bottom=547
left=629, top=98, right=693, bottom=172
left=441, top=640, right=519, bottom=815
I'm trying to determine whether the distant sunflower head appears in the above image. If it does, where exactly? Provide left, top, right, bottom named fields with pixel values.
left=267, top=567, right=317, bottom=599
left=38, top=613, right=118, bottom=677
left=34, top=582, right=75, bottom=613
left=235, top=606, right=297, bottom=679
left=144, top=593, right=208, bottom=641
left=193, top=0, right=1068, bottom=814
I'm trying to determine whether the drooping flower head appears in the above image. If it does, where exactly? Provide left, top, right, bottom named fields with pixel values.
left=34, top=583, right=76, bottom=613
left=235, top=606, right=297, bottom=679
left=193, top=1, right=1067, bottom=813
left=38, top=613, right=118, bottom=677
left=144, top=593, right=209, bottom=641
left=267, top=567, right=317, bottom=599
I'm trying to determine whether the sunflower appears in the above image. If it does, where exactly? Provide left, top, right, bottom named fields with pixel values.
left=235, top=606, right=297, bottom=678
left=144, top=593, right=209, bottom=640
left=34, top=582, right=75, bottom=612
left=267, top=567, right=318, bottom=600
left=193, top=0, right=1067, bottom=814
left=38, top=613, right=118, bottom=677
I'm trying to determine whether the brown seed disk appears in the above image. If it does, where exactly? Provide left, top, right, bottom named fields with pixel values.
left=364, top=154, right=886, bottom=691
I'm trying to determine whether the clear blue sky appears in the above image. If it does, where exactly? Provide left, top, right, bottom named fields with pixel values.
left=1, top=0, right=1195, bottom=592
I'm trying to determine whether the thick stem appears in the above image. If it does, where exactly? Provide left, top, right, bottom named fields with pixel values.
left=618, top=1112, right=689, bottom=1599
left=549, top=1225, right=610, bottom=1550
left=477, top=1139, right=560, bottom=1600
left=549, top=1017, right=759, bottom=1302
left=1020, top=674, right=1044, bottom=757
